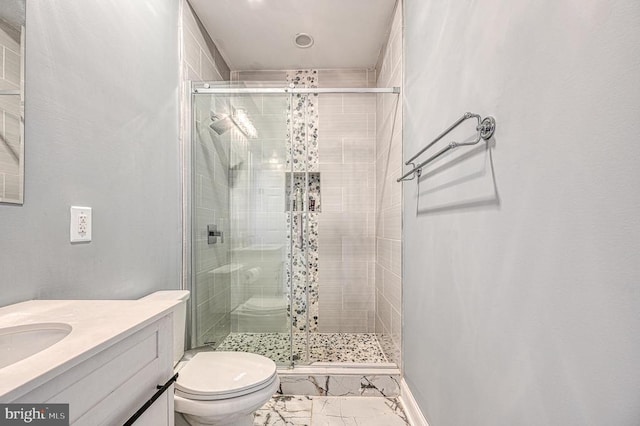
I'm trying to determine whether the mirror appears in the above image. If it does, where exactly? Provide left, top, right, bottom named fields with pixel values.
left=0, top=0, right=24, bottom=204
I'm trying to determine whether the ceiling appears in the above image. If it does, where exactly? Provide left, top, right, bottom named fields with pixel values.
left=188, top=0, right=397, bottom=71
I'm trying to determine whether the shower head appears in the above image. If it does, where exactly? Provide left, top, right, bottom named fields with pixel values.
left=209, top=112, right=235, bottom=135
left=231, top=108, right=258, bottom=139
left=209, top=109, right=258, bottom=139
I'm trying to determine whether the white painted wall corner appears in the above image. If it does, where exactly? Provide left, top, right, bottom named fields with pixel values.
left=399, top=378, right=429, bottom=426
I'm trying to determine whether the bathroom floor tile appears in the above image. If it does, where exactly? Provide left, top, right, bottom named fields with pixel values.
left=254, top=396, right=409, bottom=426
left=311, top=397, right=409, bottom=425
left=254, top=395, right=313, bottom=425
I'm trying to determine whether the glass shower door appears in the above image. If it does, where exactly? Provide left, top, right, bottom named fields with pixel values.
left=191, top=86, right=294, bottom=366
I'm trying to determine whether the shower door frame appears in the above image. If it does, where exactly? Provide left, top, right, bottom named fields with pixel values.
left=186, top=83, right=400, bottom=368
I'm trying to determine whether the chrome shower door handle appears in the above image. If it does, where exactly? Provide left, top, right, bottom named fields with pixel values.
left=298, top=213, right=304, bottom=248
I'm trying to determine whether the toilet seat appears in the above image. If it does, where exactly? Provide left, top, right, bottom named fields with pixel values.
left=175, top=352, right=277, bottom=401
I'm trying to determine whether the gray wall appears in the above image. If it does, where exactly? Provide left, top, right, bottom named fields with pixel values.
left=403, top=0, right=640, bottom=425
left=0, top=0, right=181, bottom=306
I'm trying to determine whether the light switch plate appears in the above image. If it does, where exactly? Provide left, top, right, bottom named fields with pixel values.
left=70, top=206, right=92, bottom=243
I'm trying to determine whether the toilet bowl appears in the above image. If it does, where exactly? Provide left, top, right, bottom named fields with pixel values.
left=140, top=291, right=279, bottom=426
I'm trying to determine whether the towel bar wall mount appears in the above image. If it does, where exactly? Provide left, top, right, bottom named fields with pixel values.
left=398, top=112, right=496, bottom=182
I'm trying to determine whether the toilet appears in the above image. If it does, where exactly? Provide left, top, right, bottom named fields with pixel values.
left=140, top=291, right=279, bottom=426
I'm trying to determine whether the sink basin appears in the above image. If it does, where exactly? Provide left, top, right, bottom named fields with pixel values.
left=0, top=323, right=72, bottom=369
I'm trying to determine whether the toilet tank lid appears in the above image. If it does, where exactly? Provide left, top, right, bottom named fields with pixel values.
left=141, top=290, right=190, bottom=301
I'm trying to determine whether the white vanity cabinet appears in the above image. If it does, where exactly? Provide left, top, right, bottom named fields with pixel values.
left=0, top=300, right=178, bottom=426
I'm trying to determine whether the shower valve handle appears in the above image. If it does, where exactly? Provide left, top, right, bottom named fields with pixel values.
left=207, top=224, right=224, bottom=244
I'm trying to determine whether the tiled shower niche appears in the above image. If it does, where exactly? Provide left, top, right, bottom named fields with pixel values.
left=285, top=172, right=321, bottom=212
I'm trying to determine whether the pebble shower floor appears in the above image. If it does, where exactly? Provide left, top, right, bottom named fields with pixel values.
left=217, top=332, right=388, bottom=364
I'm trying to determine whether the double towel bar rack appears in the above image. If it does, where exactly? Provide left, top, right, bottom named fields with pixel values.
left=397, top=112, right=496, bottom=182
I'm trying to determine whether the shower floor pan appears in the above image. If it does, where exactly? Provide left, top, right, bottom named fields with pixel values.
left=217, top=332, right=389, bottom=364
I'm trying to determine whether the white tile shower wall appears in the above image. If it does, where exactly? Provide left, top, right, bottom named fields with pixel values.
left=375, top=1, right=403, bottom=366
left=317, top=70, right=377, bottom=333
left=182, top=1, right=232, bottom=346
left=0, top=21, right=22, bottom=201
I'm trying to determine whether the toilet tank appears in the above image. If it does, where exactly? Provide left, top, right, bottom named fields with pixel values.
left=139, top=290, right=190, bottom=365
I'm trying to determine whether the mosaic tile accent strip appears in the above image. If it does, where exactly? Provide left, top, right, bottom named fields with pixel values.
left=284, top=70, right=321, bottom=340
left=307, top=212, right=319, bottom=333
left=286, top=70, right=318, bottom=173
left=285, top=212, right=320, bottom=341
left=253, top=395, right=409, bottom=426
left=285, top=174, right=320, bottom=339
left=217, top=332, right=388, bottom=364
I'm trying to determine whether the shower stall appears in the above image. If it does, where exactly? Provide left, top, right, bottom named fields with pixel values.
left=189, top=76, right=399, bottom=368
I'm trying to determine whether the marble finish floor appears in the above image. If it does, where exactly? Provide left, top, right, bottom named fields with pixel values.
left=217, top=332, right=388, bottom=364
left=254, top=395, right=409, bottom=426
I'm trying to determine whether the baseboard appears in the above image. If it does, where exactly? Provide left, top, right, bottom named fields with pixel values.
left=399, top=378, right=429, bottom=426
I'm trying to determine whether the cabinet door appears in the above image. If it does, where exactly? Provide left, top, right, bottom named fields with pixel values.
left=16, top=314, right=174, bottom=426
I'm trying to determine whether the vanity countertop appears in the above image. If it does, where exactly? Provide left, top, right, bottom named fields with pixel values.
left=0, top=299, right=178, bottom=401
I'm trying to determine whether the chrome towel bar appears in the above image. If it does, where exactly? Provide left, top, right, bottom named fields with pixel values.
left=397, top=112, right=496, bottom=182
